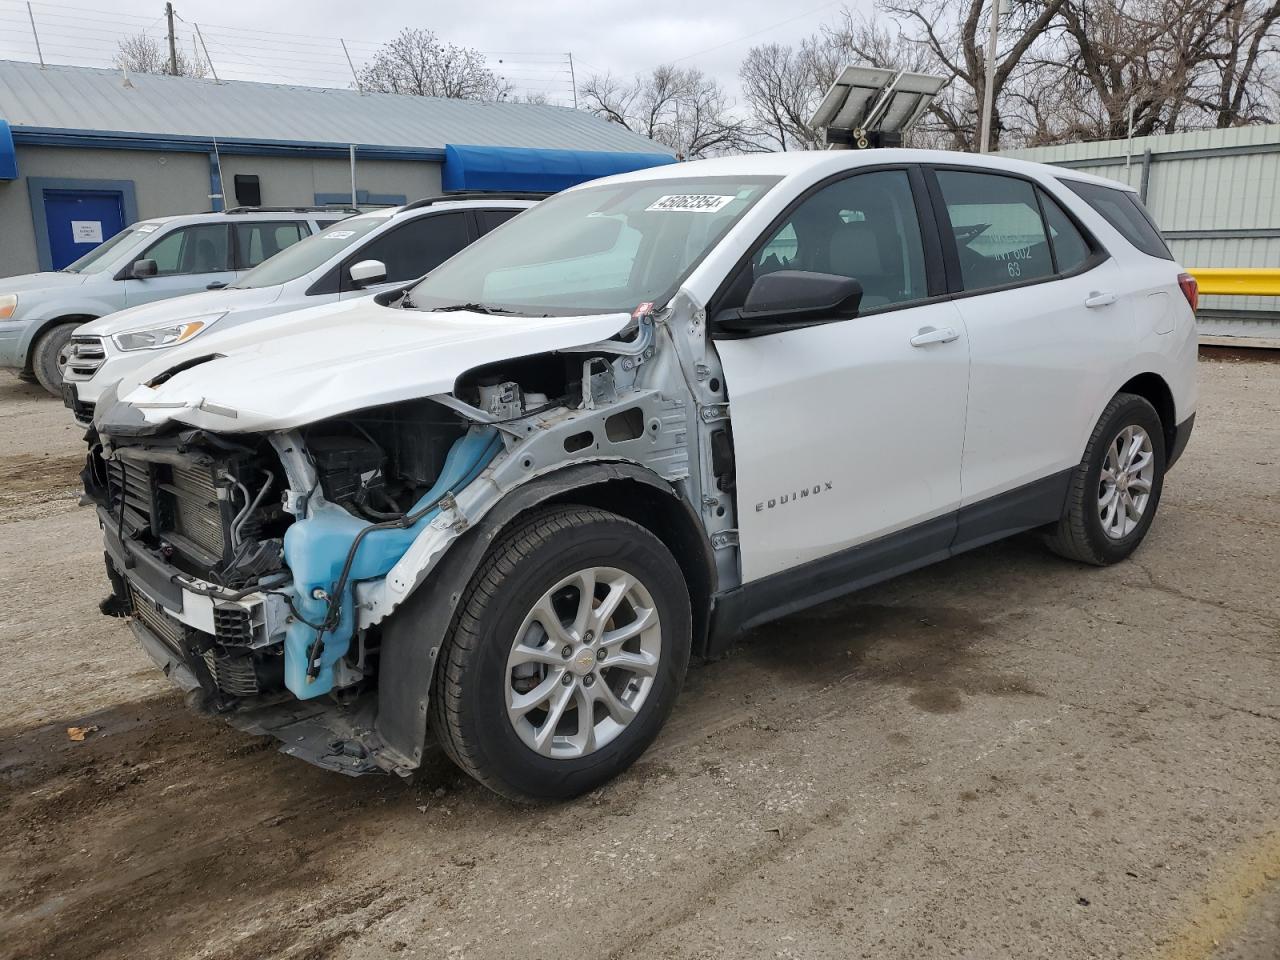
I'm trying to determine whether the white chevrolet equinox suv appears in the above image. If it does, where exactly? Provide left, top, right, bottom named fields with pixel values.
left=84, top=150, right=1197, bottom=801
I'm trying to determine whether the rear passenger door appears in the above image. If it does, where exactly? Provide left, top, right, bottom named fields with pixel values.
left=927, top=167, right=1130, bottom=522
left=232, top=220, right=309, bottom=277
left=122, top=223, right=236, bottom=306
left=336, top=211, right=472, bottom=299
left=475, top=207, right=522, bottom=236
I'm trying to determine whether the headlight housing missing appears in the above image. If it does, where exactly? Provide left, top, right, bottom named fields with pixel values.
left=0, top=294, right=17, bottom=320
left=112, top=312, right=226, bottom=351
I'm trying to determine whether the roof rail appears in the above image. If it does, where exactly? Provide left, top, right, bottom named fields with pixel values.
left=221, top=205, right=364, bottom=215
left=399, top=191, right=552, bottom=212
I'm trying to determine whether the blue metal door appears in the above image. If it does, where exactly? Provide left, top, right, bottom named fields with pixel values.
left=43, top=189, right=126, bottom=270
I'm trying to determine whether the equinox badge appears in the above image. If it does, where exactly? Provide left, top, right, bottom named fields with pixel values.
left=756, top=481, right=833, bottom=512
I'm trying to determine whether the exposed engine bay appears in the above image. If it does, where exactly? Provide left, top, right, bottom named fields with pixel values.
left=84, top=304, right=725, bottom=775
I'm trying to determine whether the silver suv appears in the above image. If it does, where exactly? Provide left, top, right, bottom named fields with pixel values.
left=0, top=206, right=353, bottom=393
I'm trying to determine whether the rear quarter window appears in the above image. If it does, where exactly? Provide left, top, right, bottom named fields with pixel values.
left=1061, top=180, right=1173, bottom=261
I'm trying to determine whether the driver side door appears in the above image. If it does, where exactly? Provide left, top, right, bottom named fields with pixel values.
left=122, top=223, right=236, bottom=306
left=712, top=167, right=970, bottom=584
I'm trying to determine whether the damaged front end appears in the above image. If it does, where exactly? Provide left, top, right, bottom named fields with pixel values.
left=85, top=305, right=709, bottom=777
left=86, top=393, right=503, bottom=774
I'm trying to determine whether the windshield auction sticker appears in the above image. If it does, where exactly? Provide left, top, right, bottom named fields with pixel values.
left=646, top=194, right=736, bottom=213
left=323, top=230, right=356, bottom=239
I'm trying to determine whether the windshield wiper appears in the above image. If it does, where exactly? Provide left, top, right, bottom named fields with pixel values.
left=429, top=302, right=519, bottom=315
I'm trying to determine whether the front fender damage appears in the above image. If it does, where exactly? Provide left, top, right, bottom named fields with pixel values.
left=374, top=461, right=693, bottom=772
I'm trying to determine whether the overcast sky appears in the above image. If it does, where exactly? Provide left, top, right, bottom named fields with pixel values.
left=0, top=0, right=875, bottom=104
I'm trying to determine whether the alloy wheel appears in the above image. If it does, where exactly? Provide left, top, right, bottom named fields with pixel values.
left=505, top=567, right=662, bottom=759
left=1098, top=424, right=1155, bottom=539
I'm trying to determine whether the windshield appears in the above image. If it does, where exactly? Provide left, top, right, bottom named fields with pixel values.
left=62, top=225, right=151, bottom=275
left=231, top=216, right=387, bottom=289
left=406, top=176, right=779, bottom=316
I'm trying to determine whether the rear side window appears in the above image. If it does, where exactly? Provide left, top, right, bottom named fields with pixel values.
left=477, top=209, right=520, bottom=235
left=936, top=171, right=1053, bottom=290
left=233, top=221, right=307, bottom=269
left=1061, top=180, right=1173, bottom=260
left=345, top=212, right=470, bottom=287
left=1038, top=190, right=1092, bottom=274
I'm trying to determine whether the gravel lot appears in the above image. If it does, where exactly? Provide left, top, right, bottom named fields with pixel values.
left=1, top=357, right=1277, bottom=960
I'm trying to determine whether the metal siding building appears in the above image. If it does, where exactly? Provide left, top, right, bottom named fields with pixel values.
left=0, top=60, right=673, bottom=277
left=1003, top=125, right=1280, bottom=341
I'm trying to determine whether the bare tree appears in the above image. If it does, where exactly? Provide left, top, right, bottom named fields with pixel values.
left=739, top=38, right=846, bottom=150
left=1198, top=0, right=1280, bottom=126
left=836, top=0, right=1280, bottom=148
left=849, top=0, right=1067, bottom=150
left=1022, top=0, right=1280, bottom=142
left=114, top=33, right=207, bottom=78
left=580, top=66, right=749, bottom=158
left=358, top=29, right=512, bottom=100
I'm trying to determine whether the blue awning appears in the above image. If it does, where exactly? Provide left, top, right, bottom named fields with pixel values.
left=0, top=119, right=16, bottom=180
left=441, top=144, right=675, bottom=194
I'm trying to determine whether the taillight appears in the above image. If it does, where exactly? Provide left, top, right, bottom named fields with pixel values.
left=1177, top=272, right=1198, bottom=313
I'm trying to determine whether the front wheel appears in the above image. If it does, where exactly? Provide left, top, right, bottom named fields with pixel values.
left=32, top=322, right=81, bottom=395
left=1043, top=392, right=1166, bottom=566
left=431, top=506, right=691, bottom=802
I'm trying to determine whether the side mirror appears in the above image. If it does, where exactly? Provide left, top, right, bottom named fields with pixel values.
left=730, top=270, right=863, bottom=329
left=131, top=259, right=158, bottom=279
left=348, top=259, right=387, bottom=288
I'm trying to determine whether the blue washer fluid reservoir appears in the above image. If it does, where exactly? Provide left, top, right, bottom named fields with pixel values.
left=282, top=427, right=501, bottom=698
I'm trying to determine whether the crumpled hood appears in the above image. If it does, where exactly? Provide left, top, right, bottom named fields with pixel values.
left=112, top=297, right=630, bottom=434
left=0, top=271, right=88, bottom=296
left=79, top=286, right=285, bottom=337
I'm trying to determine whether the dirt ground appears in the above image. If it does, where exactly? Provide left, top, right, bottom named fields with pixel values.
left=1, top=357, right=1277, bottom=960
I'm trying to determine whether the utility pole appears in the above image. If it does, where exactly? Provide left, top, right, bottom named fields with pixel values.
left=978, top=0, right=1000, bottom=153
left=165, top=2, right=178, bottom=76
left=567, top=52, right=578, bottom=109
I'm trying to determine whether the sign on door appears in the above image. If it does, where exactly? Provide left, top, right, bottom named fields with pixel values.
left=71, top=220, right=103, bottom=244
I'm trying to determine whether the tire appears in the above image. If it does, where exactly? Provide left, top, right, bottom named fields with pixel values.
left=1043, top=392, right=1166, bottom=566
left=431, top=505, right=691, bottom=802
left=32, top=322, right=80, bottom=395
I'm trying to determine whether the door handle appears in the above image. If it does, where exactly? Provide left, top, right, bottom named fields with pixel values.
left=1085, top=291, right=1118, bottom=308
left=910, top=325, right=959, bottom=347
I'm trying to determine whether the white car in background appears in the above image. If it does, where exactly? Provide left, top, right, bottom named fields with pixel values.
left=0, top=206, right=348, bottom=394
left=63, top=195, right=537, bottom=423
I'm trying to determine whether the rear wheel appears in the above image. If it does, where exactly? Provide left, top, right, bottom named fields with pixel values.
left=32, top=322, right=80, bottom=395
left=431, top=506, right=691, bottom=802
left=1043, top=392, right=1166, bottom=565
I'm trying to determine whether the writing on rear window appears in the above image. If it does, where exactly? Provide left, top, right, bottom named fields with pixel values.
left=646, top=195, right=735, bottom=213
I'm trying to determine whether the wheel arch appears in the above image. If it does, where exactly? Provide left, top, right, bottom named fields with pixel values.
left=1116, top=372, right=1176, bottom=458
left=373, top=461, right=715, bottom=772
left=22, top=313, right=98, bottom=373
